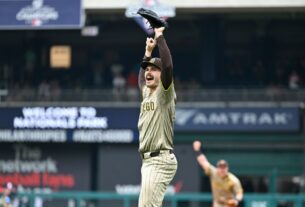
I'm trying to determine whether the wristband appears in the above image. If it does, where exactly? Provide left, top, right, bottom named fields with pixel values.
left=195, top=151, right=203, bottom=157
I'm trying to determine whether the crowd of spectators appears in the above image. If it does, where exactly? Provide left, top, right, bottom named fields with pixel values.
left=222, top=58, right=305, bottom=90
left=1, top=50, right=305, bottom=102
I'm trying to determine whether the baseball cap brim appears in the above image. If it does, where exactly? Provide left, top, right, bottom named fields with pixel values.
left=141, top=61, right=161, bottom=70
left=217, top=160, right=228, bottom=167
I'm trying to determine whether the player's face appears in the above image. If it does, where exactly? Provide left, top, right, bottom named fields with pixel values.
left=217, top=164, right=228, bottom=177
left=145, top=66, right=161, bottom=89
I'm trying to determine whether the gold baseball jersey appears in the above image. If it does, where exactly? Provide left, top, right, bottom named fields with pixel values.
left=138, top=81, right=176, bottom=153
left=205, top=165, right=243, bottom=205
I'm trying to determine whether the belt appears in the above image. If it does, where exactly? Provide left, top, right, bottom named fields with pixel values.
left=141, top=149, right=173, bottom=159
left=217, top=200, right=226, bottom=205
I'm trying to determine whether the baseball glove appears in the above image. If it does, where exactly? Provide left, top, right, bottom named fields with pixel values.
left=226, top=199, right=239, bottom=207
left=137, top=8, right=168, bottom=29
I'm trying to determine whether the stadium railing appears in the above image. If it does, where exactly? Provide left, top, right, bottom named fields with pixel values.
left=1, top=88, right=305, bottom=103
left=13, top=192, right=305, bottom=207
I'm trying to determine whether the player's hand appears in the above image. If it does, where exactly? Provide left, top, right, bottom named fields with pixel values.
left=193, top=140, right=201, bottom=152
left=227, top=199, right=239, bottom=207
left=146, top=37, right=156, bottom=53
left=154, top=27, right=165, bottom=38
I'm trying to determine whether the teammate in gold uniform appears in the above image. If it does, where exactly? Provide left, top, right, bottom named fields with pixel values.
left=137, top=27, right=177, bottom=207
left=193, top=140, right=243, bottom=207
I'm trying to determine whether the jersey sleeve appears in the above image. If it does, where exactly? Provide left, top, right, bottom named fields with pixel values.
left=157, top=82, right=176, bottom=105
left=232, top=176, right=243, bottom=195
left=157, top=35, right=173, bottom=90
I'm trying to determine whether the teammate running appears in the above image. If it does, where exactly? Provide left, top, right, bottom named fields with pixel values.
left=193, top=140, right=243, bottom=207
left=137, top=26, right=177, bottom=207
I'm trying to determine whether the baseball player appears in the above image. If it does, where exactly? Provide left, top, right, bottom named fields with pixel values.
left=193, top=140, right=243, bottom=207
left=137, top=26, right=177, bottom=207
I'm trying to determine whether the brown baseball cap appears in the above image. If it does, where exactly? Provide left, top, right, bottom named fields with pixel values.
left=217, top=159, right=229, bottom=168
left=141, top=58, right=162, bottom=70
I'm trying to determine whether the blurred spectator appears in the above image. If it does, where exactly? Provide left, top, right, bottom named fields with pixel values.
left=127, top=70, right=138, bottom=88
left=111, top=64, right=124, bottom=76
left=186, top=79, right=201, bottom=101
left=91, top=61, right=105, bottom=87
left=173, top=77, right=183, bottom=90
left=34, top=197, right=43, bottom=207
left=126, top=70, right=139, bottom=101
left=112, top=72, right=126, bottom=101
left=1, top=64, right=10, bottom=84
left=225, top=58, right=246, bottom=86
left=37, top=80, right=50, bottom=101
left=24, top=48, right=36, bottom=74
left=274, top=64, right=286, bottom=86
left=6, top=83, right=22, bottom=102
left=50, top=80, right=61, bottom=101
left=188, top=79, right=201, bottom=89
left=103, top=50, right=121, bottom=87
left=289, top=71, right=300, bottom=90
left=113, top=73, right=126, bottom=90
left=266, top=82, right=283, bottom=101
left=20, top=82, right=35, bottom=101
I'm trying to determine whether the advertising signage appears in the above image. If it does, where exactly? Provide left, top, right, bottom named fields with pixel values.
left=175, top=107, right=300, bottom=133
left=0, top=0, right=83, bottom=29
left=0, top=143, right=91, bottom=207
left=0, top=107, right=139, bottom=143
left=0, top=106, right=300, bottom=143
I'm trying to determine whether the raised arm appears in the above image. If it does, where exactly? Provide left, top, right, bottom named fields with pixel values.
left=138, top=38, right=156, bottom=90
left=193, top=140, right=211, bottom=173
left=138, top=57, right=148, bottom=90
left=155, top=27, right=173, bottom=90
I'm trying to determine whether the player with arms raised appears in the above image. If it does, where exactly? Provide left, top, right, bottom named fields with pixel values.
left=137, top=26, right=177, bottom=207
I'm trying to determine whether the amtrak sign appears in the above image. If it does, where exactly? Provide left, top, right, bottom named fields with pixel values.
left=175, top=107, right=300, bottom=132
